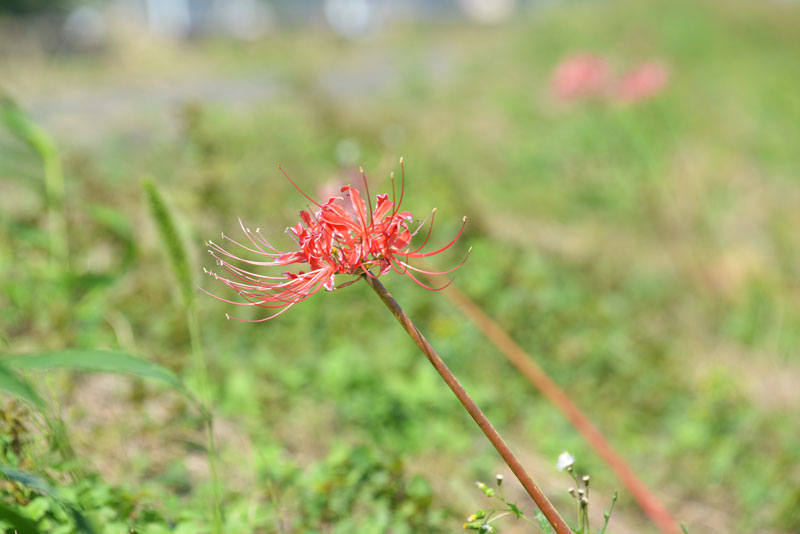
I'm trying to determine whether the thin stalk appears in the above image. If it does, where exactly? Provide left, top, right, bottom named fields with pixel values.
left=187, top=307, right=224, bottom=534
left=42, top=142, right=68, bottom=273
left=427, top=276, right=680, bottom=534
left=142, top=179, right=224, bottom=534
left=363, top=276, right=572, bottom=534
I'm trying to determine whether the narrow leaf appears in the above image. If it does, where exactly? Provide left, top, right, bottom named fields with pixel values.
left=1, top=93, right=68, bottom=267
left=0, top=94, right=56, bottom=161
left=0, top=465, right=55, bottom=495
left=2, top=349, right=183, bottom=391
left=0, top=362, right=45, bottom=409
left=0, top=464, right=94, bottom=534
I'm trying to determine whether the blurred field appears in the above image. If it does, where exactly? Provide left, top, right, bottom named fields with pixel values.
left=1, top=0, right=800, bottom=533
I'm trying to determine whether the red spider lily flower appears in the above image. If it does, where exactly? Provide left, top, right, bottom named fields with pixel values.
left=614, top=61, right=669, bottom=103
left=203, top=159, right=469, bottom=322
left=551, top=54, right=610, bottom=102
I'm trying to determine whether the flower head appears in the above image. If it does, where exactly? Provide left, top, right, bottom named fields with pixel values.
left=204, top=159, right=468, bottom=321
left=614, top=61, right=670, bottom=103
left=551, top=54, right=610, bottom=102
left=556, top=451, right=575, bottom=472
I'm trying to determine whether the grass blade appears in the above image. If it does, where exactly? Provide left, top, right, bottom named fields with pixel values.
left=0, top=93, right=68, bottom=269
left=0, top=464, right=94, bottom=534
left=2, top=349, right=183, bottom=392
left=0, top=361, right=45, bottom=409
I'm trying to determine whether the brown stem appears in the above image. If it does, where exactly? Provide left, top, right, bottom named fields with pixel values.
left=364, top=275, right=572, bottom=534
left=434, top=281, right=681, bottom=534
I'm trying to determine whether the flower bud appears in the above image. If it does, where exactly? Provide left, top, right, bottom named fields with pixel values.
left=466, top=510, right=486, bottom=522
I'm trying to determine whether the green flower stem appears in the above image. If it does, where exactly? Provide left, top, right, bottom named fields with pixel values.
left=187, top=307, right=224, bottom=534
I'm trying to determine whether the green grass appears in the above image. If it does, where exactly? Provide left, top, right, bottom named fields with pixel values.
left=1, top=0, right=799, bottom=532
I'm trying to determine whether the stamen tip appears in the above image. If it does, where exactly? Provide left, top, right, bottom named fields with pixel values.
left=399, top=156, right=404, bottom=164
left=432, top=207, right=437, bottom=213
left=462, top=216, right=467, bottom=222
left=359, top=166, right=364, bottom=174
left=225, top=313, right=231, bottom=320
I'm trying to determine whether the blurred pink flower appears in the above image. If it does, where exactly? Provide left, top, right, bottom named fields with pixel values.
left=614, top=61, right=670, bottom=103
left=551, top=54, right=610, bottom=101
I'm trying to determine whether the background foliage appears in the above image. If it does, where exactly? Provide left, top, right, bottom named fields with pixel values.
left=1, top=0, right=799, bottom=532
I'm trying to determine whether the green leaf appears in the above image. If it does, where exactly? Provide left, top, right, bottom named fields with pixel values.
left=0, top=94, right=57, bottom=161
left=0, top=501, right=43, bottom=534
left=0, top=464, right=94, bottom=534
left=0, top=361, right=45, bottom=409
left=533, top=510, right=557, bottom=534
left=1, top=93, right=68, bottom=267
left=2, top=349, right=183, bottom=392
left=0, top=464, right=55, bottom=494
left=507, top=501, right=523, bottom=519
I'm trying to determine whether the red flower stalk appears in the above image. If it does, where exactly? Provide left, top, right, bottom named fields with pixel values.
left=203, top=159, right=469, bottom=321
left=203, top=159, right=574, bottom=534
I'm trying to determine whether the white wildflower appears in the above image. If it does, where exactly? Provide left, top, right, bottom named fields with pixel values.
left=556, top=451, right=575, bottom=471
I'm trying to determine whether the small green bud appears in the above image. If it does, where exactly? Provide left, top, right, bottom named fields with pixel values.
left=475, top=481, right=495, bottom=497
left=463, top=521, right=483, bottom=530
left=466, top=510, right=487, bottom=522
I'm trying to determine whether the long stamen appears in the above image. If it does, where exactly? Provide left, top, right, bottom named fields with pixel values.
left=398, top=157, right=405, bottom=209
left=389, top=257, right=454, bottom=291
left=399, top=247, right=471, bottom=275
left=280, top=165, right=323, bottom=208
left=408, top=208, right=437, bottom=254
left=360, top=166, right=374, bottom=226
left=390, top=171, right=397, bottom=213
left=405, top=216, right=467, bottom=258
left=393, top=157, right=406, bottom=216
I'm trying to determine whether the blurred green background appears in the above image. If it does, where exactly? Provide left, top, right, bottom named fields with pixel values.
left=1, top=0, right=799, bottom=533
